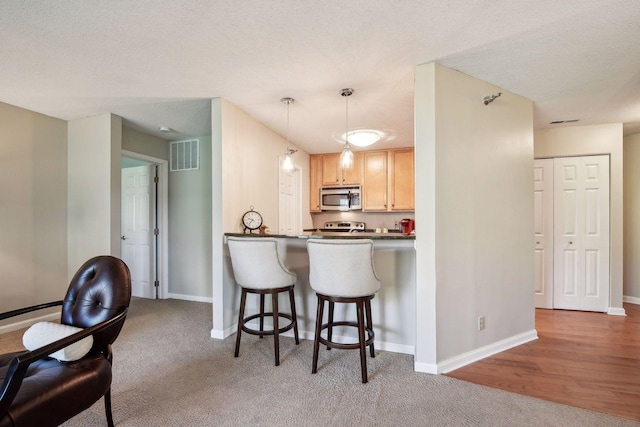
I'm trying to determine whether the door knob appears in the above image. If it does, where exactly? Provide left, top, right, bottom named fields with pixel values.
left=569, top=241, right=573, bottom=245
left=121, top=235, right=127, bottom=240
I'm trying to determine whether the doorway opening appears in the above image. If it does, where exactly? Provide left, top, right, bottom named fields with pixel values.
left=121, top=150, right=169, bottom=299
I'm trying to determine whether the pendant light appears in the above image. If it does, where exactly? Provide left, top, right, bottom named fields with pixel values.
left=281, top=97, right=297, bottom=172
left=339, top=88, right=354, bottom=170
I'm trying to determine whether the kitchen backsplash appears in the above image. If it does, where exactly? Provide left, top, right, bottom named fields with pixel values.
left=311, top=211, right=415, bottom=232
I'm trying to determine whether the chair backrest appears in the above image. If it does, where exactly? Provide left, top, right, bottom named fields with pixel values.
left=227, top=237, right=296, bottom=289
left=61, top=255, right=132, bottom=351
left=307, top=239, right=381, bottom=297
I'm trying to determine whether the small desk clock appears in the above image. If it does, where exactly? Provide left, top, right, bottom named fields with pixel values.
left=241, top=207, right=263, bottom=234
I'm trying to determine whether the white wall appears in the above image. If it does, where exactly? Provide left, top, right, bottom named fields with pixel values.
left=623, top=132, right=640, bottom=301
left=0, top=102, right=68, bottom=327
left=67, top=114, right=122, bottom=276
left=415, top=63, right=536, bottom=373
left=534, top=123, right=624, bottom=312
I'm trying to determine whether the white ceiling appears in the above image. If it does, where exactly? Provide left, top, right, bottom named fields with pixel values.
left=1, top=1, right=639, bottom=154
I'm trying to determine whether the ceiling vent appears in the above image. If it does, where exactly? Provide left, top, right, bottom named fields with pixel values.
left=170, top=139, right=199, bottom=172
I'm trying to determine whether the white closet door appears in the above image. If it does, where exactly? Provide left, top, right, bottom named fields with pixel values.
left=553, top=155, right=609, bottom=312
left=534, top=159, right=554, bottom=309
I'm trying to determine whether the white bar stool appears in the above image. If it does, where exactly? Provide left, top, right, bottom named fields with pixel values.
left=227, top=237, right=300, bottom=366
left=307, top=239, right=381, bottom=383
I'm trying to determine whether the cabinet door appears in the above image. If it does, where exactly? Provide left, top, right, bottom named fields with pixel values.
left=363, top=151, right=388, bottom=211
left=389, top=149, right=414, bottom=211
left=322, top=154, right=340, bottom=185
left=342, top=151, right=363, bottom=185
left=309, top=155, right=323, bottom=212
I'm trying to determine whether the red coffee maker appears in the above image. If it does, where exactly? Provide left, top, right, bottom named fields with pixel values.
left=399, top=218, right=415, bottom=235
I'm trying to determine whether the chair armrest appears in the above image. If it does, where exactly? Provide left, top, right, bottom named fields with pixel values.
left=0, top=301, right=63, bottom=321
left=0, top=308, right=128, bottom=416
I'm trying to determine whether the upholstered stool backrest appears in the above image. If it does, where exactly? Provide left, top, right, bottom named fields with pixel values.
left=227, top=237, right=296, bottom=289
left=307, top=239, right=381, bottom=297
left=61, top=255, right=132, bottom=351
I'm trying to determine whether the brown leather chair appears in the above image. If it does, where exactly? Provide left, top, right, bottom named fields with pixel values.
left=0, top=255, right=132, bottom=427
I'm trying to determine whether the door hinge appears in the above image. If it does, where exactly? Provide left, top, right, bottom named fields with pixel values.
left=154, top=228, right=159, bottom=235
left=154, top=280, right=159, bottom=288
left=153, top=176, right=159, bottom=183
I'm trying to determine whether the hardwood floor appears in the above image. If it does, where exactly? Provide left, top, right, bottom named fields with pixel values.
left=447, top=303, right=640, bottom=421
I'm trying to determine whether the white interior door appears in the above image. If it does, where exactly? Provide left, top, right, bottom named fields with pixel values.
left=121, top=165, right=155, bottom=299
left=553, top=155, right=609, bottom=312
left=534, top=159, right=554, bottom=309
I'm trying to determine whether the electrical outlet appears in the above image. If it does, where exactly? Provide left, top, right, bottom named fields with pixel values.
left=477, top=316, right=486, bottom=331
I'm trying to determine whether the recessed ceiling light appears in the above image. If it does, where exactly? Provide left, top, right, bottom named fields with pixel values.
left=159, top=126, right=172, bottom=132
left=340, top=129, right=384, bottom=147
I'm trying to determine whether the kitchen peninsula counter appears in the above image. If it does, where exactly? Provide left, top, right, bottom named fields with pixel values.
left=221, top=232, right=416, bottom=355
left=224, top=231, right=415, bottom=240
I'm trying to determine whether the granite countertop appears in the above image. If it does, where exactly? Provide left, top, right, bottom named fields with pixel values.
left=224, top=231, right=416, bottom=240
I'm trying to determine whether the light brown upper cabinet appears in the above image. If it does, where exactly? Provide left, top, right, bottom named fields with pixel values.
left=321, top=152, right=363, bottom=186
left=311, top=148, right=414, bottom=213
left=309, top=155, right=323, bottom=212
left=363, top=148, right=414, bottom=212
left=362, top=151, right=389, bottom=210
left=388, top=148, right=415, bottom=211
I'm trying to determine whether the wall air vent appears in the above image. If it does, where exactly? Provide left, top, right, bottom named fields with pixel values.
left=170, top=139, right=199, bottom=172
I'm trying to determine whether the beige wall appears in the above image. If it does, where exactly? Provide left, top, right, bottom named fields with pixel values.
left=211, top=98, right=312, bottom=337
left=122, top=126, right=169, bottom=160
left=169, top=135, right=213, bottom=298
left=534, top=123, right=624, bottom=311
left=415, top=63, right=535, bottom=372
left=623, top=132, right=640, bottom=301
left=0, top=102, right=68, bottom=325
left=220, top=98, right=312, bottom=233
left=67, top=114, right=122, bottom=276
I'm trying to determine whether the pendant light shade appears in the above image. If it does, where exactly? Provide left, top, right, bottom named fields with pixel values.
left=281, top=97, right=297, bottom=172
left=340, top=88, right=354, bottom=170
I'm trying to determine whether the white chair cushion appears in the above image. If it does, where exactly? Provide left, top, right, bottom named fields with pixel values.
left=227, top=237, right=297, bottom=289
left=23, top=321, right=93, bottom=362
left=307, top=239, right=381, bottom=297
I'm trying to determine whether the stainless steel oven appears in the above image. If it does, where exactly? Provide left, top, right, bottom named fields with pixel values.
left=320, top=185, right=362, bottom=211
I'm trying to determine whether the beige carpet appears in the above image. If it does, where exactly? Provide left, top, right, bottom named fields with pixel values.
left=56, top=298, right=638, bottom=427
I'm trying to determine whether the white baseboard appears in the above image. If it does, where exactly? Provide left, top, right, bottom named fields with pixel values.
left=0, top=311, right=60, bottom=334
left=608, top=306, right=627, bottom=316
left=623, top=295, right=640, bottom=305
left=414, top=361, right=438, bottom=374
left=167, top=293, right=213, bottom=304
left=212, top=321, right=415, bottom=355
left=434, top=329, right=539, bottom=374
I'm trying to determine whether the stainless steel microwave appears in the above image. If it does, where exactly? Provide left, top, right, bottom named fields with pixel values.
left=320, top=185, right=362, bottom=211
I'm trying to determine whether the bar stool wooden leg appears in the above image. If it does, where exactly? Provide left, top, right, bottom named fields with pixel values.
left=259, top=294, right=265, bottom=339
left=289, top=288, right=300, bottom=344
left=235, top=288, right=247, bottom=357
left=327, top=300, right=334, bottom=351
left=272, top=292, right=280, bottom=366
left=312, top=296, right=325, bottom=374
left=356, top=299, right=368, bottom=383
left=365, top=298, right=375, bottom=358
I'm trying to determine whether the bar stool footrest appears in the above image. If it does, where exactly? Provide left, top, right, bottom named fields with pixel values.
left=241, top=312, right=296, bottom=337
left=318, top=321, right=375, bottom=350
